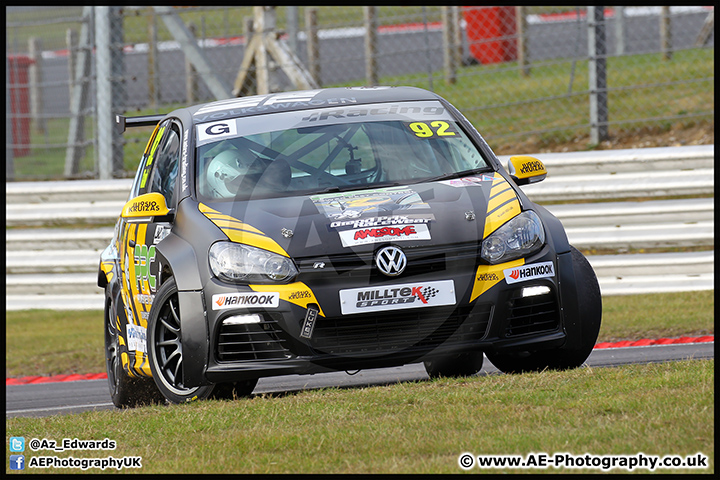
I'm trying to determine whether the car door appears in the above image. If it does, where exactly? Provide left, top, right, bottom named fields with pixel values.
left=117, top=119, right=182, bottom=372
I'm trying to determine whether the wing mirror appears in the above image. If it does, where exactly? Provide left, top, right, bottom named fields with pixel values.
left=507, top=155, right=547, bottom=186
left=121, top=192, right=172, bottom=222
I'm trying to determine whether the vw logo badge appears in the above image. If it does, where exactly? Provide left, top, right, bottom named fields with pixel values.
left=375, top=246, right=407, bottom=277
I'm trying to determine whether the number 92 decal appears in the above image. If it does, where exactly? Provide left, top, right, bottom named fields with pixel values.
left=406, top=121, right=457, bottom=138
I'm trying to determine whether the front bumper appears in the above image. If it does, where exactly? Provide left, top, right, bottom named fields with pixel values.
left=181, top=247, right=572, bottom=386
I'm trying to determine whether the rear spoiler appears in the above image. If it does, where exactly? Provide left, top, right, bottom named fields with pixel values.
left=115, top=114, right=166, bottom=134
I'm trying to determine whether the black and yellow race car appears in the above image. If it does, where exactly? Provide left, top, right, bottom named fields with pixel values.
left=98, top=86, right=601, bottom=406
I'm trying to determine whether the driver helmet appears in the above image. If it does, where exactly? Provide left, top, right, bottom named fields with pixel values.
left=206, top=149, right=252, bottom=197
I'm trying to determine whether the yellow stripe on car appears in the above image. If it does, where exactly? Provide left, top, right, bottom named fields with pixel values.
left=483, top=173, right=521, bottom=239
left=199, top=203, right=289, bottom=257
left=470, top=258, right=524, bottom=302
left=250, top=282, right=326, bottom=317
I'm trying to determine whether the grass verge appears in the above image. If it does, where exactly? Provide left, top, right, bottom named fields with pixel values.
left=5, top=360, right=714, bottom=474
left=4, top=290, right=714, bottom=378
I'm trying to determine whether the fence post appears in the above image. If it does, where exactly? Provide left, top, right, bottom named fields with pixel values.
left=254, top=6, right=271, bottom=95
left=148, top=8, right=159, bottom=108
left=66, top=29, right=77, bottom=102
left=28, top=37, right=45, bottom=135
left=65, top=6, right=93, bottom=178
left=110, top=7, right=125, bottom=174
left=660, top=6, right=672, bottom=60
left=6, top=54, right=15, bottom=181
left=442, top=7, right=456, bottom=84
left=186, top=22, right=198, bottom=103
left=96, top=6, right=113, bottom=179
left=364, top=6, right=378, bottom=86
left=452, top=7, right=463, bottom=68
left=588, top=6, right=608, bottom=144
left=516, top=6, right=530, bottom=76
left=695, top=10, right=714, bottom=47
left=615, top=6, right=625, bottom=55
left=306, top=8, right=320, bottom=86
left=286, top=6, right=299, bottom=58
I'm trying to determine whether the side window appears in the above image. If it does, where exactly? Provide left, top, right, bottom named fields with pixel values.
left=129, top=122, right=166, bottom=200
left=147, top=121, right=182, bottom=208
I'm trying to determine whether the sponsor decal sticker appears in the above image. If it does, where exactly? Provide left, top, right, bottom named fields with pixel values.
left=519, top=160, right=546, bottom=175
left=471, top=259, right=523, bottom=301
left=339, top=223, right=430, bottom=247
left=504, top=261, right=555, bottom=284
left=134, top=245, right=157, bottom=292
left=311, top=186, right=429, bottom=221
left=126, top=199, right=160, bottom=214
left=212, top=292, right=280, bottom=310
left=300, top=306, right=320, bottom=339
left=153, top=225, right=171, bottom=244
left=126, top=324, right=147, bottom=353
left=197, top=120, right=238, bottom=143
left=339, top=280, right=455, bottom=315
left=439, top=175, right=496, bottom=188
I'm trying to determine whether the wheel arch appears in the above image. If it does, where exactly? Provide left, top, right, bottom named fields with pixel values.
left=152, top=235, right=210, bottom=388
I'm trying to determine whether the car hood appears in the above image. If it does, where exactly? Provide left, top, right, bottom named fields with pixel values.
left=198, top=172, right=521, bottom=259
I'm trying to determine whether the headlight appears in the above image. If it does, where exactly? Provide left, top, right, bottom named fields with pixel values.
left=209, top=242, right=298, bottom=283
left=481, top=210, right=545, bottom=264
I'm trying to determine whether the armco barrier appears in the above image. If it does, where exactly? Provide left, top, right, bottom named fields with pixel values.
left=5, top=145, right=714, bottom=310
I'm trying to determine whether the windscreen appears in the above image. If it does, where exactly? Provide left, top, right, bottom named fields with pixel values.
left=195, top=100, right=491, bottom=201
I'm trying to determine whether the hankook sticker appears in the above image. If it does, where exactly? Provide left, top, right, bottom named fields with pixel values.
left=212, top=292, right=280, bottom=310
left=503, top=261, right=555, bottom=284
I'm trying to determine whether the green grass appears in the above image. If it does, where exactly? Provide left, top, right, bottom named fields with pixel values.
left=4, top=291, right=714, bottom=378
left=5, top=360, right=714, bottom=474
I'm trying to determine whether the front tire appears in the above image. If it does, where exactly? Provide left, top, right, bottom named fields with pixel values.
left=148, top=278, right=215, bottom=403
left=104, top=295, right=164, bottom=408
left=487, top=246, right=602, bottom=373
left=211, top=379, right=259, bottom=400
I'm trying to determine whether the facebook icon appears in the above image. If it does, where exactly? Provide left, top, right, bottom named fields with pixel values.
left=10, top=455, right=25, bottom=470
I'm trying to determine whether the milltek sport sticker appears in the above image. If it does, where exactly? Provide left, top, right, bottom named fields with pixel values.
left=503, top=261, right=555, bottom=285
left=339, top=279, right=455, bottom=315
left=212, top=292, right=280, bottom=310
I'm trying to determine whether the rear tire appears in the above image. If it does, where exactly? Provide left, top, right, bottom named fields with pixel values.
left=424, top=351, right=484, bottom=378
left=104, top=295, right=164, bottom=408
left=487, top=246, right=602, bottom=373
left=148, top=278, right=216, bottom=404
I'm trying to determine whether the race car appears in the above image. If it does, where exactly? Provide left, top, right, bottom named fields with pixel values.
left=98, top=86, right=601, bottom=407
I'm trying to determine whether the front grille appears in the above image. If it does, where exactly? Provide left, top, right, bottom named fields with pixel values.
left=504, top=289, right=560, bottom=337
left=296, top=242, right=480, bottom=278
left=216, top=316, right=289, bottom=362
left=310, top=304, right=492, bottom=356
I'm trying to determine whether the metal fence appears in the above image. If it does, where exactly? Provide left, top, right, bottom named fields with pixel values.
left=5, top=6, right=715, bottom=181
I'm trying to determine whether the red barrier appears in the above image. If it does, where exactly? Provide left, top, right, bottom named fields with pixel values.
left=7, top=54, right=35, bottom=157
left=463, top=6, right=517, bottom=64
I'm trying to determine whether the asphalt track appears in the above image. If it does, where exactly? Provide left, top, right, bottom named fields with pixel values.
left=6, top=339, right=713, bottom=418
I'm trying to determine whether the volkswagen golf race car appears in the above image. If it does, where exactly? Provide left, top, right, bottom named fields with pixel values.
left=98, top=86, right=601, bottom=407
